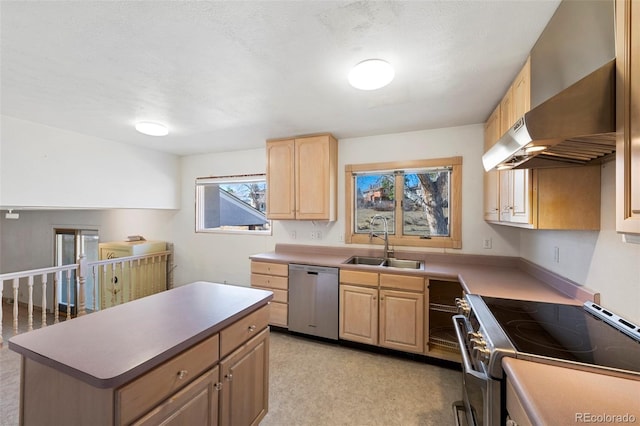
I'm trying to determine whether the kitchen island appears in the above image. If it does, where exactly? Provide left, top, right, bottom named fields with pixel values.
left=9, top=281, right=273, bottom=426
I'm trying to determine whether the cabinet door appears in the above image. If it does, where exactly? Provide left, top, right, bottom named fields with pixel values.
left=512, top=58, right=531, bottom=119
left=484, top=105, right=501, bottom=221
left=499, top=169, right=532, bottom=225
left=133, top=367, right=219, bottom=426
left=266, top=139, right=296, bottom=219
left=379, top=289, right=424, bottom=354
left=509, top=169, right=531, bottom=224
left=219, top=328, right=269, bottom=426
left=616, top=0, right=640, bottom=233
left=295, top=135, right=337, bottom=220
left=339, top=285, right=378, bottom=345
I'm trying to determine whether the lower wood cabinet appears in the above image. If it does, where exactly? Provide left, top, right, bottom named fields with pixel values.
left=339, top=270, right=425, bottom=354
left=379, top=288, right=424, bottom=353
left=133, top=367, right=220, bottom=426
left=219, top=328, right=270, bottom=426
left=339, top=284, right=378, bottom=345
left=250, top=261, right=289, bottom=327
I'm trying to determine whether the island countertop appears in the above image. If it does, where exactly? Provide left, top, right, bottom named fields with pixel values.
left=8, top=281, right=273, bottom=389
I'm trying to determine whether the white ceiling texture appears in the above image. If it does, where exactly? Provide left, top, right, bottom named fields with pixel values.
left=0, top=1, right=560, bottom=156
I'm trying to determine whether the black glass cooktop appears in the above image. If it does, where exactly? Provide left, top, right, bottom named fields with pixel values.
left=482, top=297, right=640, bottom=375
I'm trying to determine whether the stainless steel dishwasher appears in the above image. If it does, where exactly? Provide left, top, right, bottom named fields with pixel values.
left=288, top=264, right=339, bottom=340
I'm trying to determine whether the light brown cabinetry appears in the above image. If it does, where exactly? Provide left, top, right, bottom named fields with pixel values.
left=616, top=0, right=640, bottom=234
left=12, top=283, right=271, bottom=426
left=250, top=261, right=289, bottom=327
left=483, top=57, right=600, bottom=230
left=505, top=377, right=534, bottom=426
left=266, top=134, right=338, bottom=221
left=219, top=328, right=269, bottom=426
left=483, top=105, right=501, bottom=221
left=339, top=270, right=425, bottom=354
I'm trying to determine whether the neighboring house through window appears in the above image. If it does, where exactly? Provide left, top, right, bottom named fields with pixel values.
left=196, top=174, right=271, bottom=234
left=346, top=157, right=462, bottom=249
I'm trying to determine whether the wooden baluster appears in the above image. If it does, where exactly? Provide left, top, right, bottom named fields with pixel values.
left=27, top=275, right=34, bottom=331
left=54, top=271, right=60, bottom=324
left=101, top=265, right=107, bottom=310
left=92, top=265, right=98, bottom=312
left=0, top=282, right=4, bottom=345
left=77, top=254, right=87, bottom=317
left=13, top=278, right=19, bottom=335
left=66, top=272, right=71, bottom=321
left=119, top=261, right=124, bottom=305
left=41, top=273, right=48, bottom=328
left=128, top=259, right=133, bottom=302
left=135, top=259, right=141, bottom=299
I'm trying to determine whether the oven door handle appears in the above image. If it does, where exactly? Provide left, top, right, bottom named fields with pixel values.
left=453, top=314, right=489, bottom=382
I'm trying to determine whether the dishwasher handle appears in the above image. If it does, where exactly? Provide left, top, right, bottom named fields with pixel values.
left=289, top=264, right=339, bottom=275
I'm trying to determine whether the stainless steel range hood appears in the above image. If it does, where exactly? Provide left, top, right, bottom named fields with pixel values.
left=482, top=0, right=616, bottom=172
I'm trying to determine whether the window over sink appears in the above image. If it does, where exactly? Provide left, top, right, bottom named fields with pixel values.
left=346, top=157, right=462, bottom=249
left=195, top=174, right=271, bottom=234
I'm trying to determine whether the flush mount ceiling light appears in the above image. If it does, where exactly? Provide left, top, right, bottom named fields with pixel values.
left=348, top=59, right=395, bottom=90
left=135, top=121, right=169, bottom=136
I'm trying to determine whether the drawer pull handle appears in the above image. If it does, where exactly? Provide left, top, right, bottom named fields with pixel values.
left=177, top=370, right=188, bottom=380
left=248, top=325, right=257, bottom=332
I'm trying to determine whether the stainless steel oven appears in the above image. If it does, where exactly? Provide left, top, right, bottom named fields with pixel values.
left=452, top=294, right=640, bottom=426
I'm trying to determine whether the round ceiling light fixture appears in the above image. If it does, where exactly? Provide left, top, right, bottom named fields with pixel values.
left=348, top=59, right=395, bottom=90
left=135, top=121, right=169, bottom=136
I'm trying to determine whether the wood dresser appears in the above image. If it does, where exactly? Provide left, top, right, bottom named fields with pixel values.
left=8, top=281, right=273, bottom=426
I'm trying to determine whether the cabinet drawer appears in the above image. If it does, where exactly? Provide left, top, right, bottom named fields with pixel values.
left=251, top=273, right=288, bottom=290
left=340, top=270, right=379, bottom=287
left=251, top=262, right=288, bottom=277
left=380, top=273, right=424, bottom=292
left=117, top=333, right=220, bottom=425
left=253, top=286, right=287, bottom=303
left=132, top=366, right=219, bottom=426
left=220, top=305, right=270, bottom=357
left=269, top=301, right=288, bottom=327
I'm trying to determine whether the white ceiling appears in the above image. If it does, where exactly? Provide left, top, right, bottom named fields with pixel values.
left=0, top=1, right=561, bottom=156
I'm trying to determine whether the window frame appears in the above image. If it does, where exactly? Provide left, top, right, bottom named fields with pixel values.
left=345, top=157, right=462, bottom=249
left=195, top=174, right=272, bottom=235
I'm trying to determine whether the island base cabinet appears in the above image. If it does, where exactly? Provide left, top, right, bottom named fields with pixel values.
left=20, top=358, right=115, bottom=426
left=219, top=327, right=270, bottom=426
left=133, top=366, right=220, bottom=426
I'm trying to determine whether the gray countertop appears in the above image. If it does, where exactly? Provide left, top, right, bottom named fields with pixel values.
left=8, top=282, right=273, bottom=389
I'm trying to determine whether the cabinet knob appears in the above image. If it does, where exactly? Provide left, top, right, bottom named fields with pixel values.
left=225, top=373, right=233, bottom=381
left=177, top=370, right=188, bottom=380
left=248, top=325, right=257, bottom=332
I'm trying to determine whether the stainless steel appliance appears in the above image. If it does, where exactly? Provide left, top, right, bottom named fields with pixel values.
left=452, top=295, right=640, bottom=426
left=288, top=264, right=339, bottom=340
left=482, top=0, right=617, bottom=171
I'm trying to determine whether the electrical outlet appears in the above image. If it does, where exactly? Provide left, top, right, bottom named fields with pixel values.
left=482, top=238, right=492, bottom=249
left=554, top=246, right=560, bottom=263
left=316, top=230, right=322, bottom=240
left=290, top=231, right=297, bottom=240
left=310, top=231, right=317, bottom=240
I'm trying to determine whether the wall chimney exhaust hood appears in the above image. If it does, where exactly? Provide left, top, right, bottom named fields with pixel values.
left=482, top=0, right=616, bottom=172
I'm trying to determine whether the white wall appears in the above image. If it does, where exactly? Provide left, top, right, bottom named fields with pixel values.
left=171, top=125, right=521, bottom=288
left=520, top=161, right=640, bottom=323
left=0, top=115, right=181, bottom=209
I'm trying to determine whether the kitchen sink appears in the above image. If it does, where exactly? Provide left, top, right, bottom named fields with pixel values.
left=343, top=256, right=424, bottom=270
left=381, top=258, right=423, bottom=270
left=343, top=256, right=385, bottom=266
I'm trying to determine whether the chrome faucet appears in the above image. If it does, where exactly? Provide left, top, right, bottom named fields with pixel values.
left=369, top=215, right=394, bottom=259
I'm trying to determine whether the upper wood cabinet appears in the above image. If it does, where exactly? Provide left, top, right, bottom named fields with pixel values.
left=616, top=0, right=640, bottom=234
left=482, top=57, right=600, bottom=230
left=483, top=105, right=501, bottom=222
left=266, top=134, right=338, bottom=221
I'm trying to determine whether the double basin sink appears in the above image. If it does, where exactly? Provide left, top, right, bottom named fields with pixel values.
left=343, top=256, right=424, bottom=270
